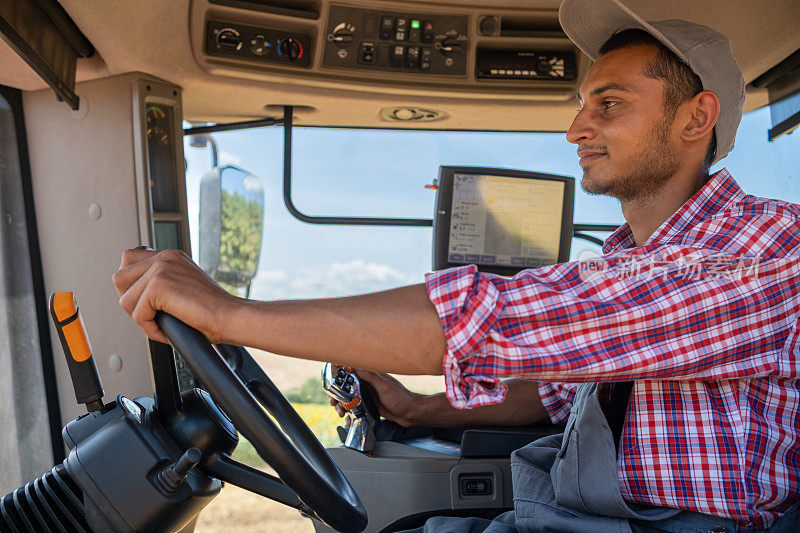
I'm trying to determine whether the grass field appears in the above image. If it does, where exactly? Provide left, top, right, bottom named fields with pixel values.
left=195, top=403, right=343, bottom=532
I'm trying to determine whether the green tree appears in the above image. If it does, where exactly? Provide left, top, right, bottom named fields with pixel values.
left=216, top=189, right=263, bottom=291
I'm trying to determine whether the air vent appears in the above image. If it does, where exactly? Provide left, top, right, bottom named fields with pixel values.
left=380, top=106, right=447, bottom=122
left=208, top=0, right=320, bottom=20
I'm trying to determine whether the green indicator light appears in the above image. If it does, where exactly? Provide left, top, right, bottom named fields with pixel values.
left=411, top=20, right=420, bottom=29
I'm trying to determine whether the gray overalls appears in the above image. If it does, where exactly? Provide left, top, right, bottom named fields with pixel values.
left=404, top=383, right=799, bottom=533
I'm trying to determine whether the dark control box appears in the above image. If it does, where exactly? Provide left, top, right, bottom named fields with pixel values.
left=205, top=20, right=312, bottom=68
left=476, top=49, right=576, bottom=81
left=323, top=5, right=468, bottom=75
left=460, top=475, right=493, bottom=496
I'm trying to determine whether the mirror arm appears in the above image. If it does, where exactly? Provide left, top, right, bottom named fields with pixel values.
left=571, top=224, right=620, bottom=247
left=183, top=117, right=283, bottom=136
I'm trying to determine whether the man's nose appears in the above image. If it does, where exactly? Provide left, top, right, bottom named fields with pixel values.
left=566, top=108, right=595, bottom=145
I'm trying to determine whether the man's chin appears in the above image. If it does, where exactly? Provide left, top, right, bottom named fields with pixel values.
left=580, top=171, right=612, bottom=197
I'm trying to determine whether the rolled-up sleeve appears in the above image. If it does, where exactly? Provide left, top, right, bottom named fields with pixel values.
left=425, top=246, right=800, bottom=409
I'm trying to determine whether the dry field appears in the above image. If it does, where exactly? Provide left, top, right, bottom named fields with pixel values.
left=248, top=348, right=446, bottom=394
left=195, top=481, right=315, bottom=533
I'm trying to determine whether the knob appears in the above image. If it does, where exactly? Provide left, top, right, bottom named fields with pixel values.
left=535, top=58, right=552, bottom=76
left=278, top=38, right=303, bottom=60
left=249, top=34, right=270, bottom=56
left=479, top=16, right=499, bottom=36
left=438, top=39, right=461, bottom=55
left=216, top=28, right=242, bottom=51
left=329, top=22, right=356, bottom=47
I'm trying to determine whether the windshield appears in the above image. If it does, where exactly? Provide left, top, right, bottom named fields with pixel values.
left=185, top=106, right=799, bottom=303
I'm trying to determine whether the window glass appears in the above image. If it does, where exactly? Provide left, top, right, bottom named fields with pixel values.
left=185, top=107, right=800, bottom=303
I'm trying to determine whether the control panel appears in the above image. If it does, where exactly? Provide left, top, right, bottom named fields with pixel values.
left=205, top=20, right=312, bottom=68
left=323, top=5, right=468, bottom=76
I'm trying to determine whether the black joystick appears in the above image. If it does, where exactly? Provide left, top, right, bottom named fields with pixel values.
left=156, top=447, right=203, bottom=493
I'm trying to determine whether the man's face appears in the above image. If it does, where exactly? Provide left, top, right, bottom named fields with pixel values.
left=566, top=45, right=681, bottom=202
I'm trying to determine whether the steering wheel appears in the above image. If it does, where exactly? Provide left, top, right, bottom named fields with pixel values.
left=155, top=311, right=368, bottom=533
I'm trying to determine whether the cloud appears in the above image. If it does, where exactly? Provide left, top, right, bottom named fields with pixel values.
left=219, top=150, right=242, bottom=165
left=242, top=174, right=262, bottom=193
left=250, top=260, right=419, bottom=300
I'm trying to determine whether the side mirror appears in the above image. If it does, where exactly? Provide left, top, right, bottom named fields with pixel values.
left=199, top=165, right=264, bottom=294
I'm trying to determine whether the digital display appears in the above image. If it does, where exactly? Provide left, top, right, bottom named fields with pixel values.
left=145, top=104, right=178, bottom=212
left=154, top=221, right=182, bottom=251
left=433, top=167, right=573, bottom=276
left=447, top=174, right=564, bottom=268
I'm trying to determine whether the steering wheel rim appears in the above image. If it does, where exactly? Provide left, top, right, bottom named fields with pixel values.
left=156, top=311, right=367, bottom=533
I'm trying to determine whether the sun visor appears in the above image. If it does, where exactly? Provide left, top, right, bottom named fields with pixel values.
left=0, top=0, right=93, bottom=110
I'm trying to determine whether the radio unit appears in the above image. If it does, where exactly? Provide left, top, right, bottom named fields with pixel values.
left=476, top=49, right=575, bottom=81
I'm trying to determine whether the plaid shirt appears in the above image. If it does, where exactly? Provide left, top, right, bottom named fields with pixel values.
left=425, top=169, right=800, bottom=529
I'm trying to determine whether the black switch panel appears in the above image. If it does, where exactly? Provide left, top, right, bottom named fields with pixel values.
left=460, top=475, right=493, bottom=496
left=205, top=21, right=311, bottom=68
left=323, top=5, right=468, bottom=76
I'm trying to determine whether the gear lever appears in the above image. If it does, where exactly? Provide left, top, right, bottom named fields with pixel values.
left=49, top=291, right=105, bottom=412
left=321, top=363, right=379, bottom=453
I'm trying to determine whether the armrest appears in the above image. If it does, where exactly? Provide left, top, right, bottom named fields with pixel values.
left=455, top=424, right=563, bottom=458
left=375, top=420, right=563, bottom=458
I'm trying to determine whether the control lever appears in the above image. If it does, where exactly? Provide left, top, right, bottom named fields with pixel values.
left=321, top=363, right=379, bottom=453
left=49, top=291, right=105, bottom=412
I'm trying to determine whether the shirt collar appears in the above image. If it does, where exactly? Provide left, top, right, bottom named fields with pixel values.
left=601, top=168, right=745, bottom=254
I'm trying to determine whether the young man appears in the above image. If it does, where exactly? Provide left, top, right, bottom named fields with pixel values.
left=114, top=0, right=800, bottom=530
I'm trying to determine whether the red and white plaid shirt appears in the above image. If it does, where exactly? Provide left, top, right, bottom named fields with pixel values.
left=425, top=169, right=800, bottom=529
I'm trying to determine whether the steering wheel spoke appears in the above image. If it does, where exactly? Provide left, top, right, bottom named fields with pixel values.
left=203, top=453, right=317, bottom=517
left=155, top=312, right=367, bottom=533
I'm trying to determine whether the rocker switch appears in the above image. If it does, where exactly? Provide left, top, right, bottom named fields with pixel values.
left=460, top=476, right=493, bottom=496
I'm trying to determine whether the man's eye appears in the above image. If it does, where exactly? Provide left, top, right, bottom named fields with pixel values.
left=603, top=100, right=619, bottom=109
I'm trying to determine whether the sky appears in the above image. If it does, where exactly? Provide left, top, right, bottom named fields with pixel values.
left=183, top=106, right=799, bottom=302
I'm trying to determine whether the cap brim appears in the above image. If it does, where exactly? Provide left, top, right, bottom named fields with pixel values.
left=559, top=0, right=688, bottom=63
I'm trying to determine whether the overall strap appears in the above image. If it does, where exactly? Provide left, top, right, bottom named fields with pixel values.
left=602, top=381, right=634, bottom=451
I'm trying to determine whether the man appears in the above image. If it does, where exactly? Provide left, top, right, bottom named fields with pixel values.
left=114, top=0, right=800, bottom=530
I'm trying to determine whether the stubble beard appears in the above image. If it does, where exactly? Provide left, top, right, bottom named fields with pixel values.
left=580, top=118, right=680, bottom=203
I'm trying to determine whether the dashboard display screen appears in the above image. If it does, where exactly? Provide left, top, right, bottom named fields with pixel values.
left=433, top=167, right=574, bottom=275
left=146, top=104, right=178, bottom=213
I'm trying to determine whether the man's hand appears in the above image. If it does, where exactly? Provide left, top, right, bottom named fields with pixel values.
left=332, top=375, right=551, bottom=429
left=330, top=370, right=427, bottom=428
left=113, top=248, right=240, bottom=345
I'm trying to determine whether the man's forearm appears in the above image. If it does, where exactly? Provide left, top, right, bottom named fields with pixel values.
left=411, top=379, right=550, bottom=427
left=227, top=284, right=447, bottom=375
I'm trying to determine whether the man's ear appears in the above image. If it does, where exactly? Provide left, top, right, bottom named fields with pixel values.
left=680, top=90, right=719, bottom=143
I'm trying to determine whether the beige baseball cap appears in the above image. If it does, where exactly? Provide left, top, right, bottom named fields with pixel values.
left=559, top=0, right=745, bottom=164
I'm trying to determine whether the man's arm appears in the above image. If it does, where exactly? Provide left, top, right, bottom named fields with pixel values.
left=426, top=245, right=800, bottom=408
left=113, top=249, right=446, bottom=375
left=341, top=372, right=549, bottom=427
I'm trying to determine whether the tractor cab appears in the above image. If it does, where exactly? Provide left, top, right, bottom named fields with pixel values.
left=0, top=1, right=799, bottom=532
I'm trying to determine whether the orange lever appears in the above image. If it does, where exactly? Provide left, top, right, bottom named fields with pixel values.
left=49, top=292, right=104, bottom=412
left=51, top=292, right=92, bottom=362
